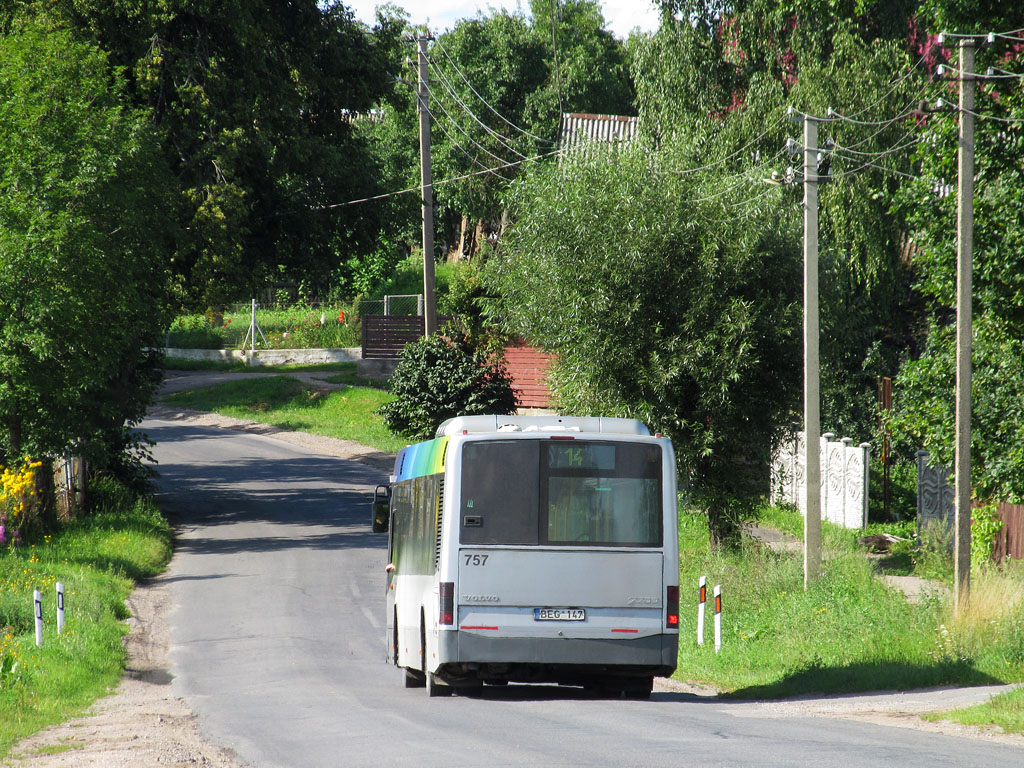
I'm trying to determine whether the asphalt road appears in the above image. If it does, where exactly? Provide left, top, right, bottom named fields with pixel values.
left=144, top=415, right=1024, bottom=768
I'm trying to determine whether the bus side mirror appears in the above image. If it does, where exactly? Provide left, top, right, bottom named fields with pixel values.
left=372, top=484, right=391, bottom=533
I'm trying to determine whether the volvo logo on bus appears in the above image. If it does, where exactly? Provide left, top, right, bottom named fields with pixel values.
left=462, top=594, right=501, bottom=603
left=628, top=596, right=659, bottom=605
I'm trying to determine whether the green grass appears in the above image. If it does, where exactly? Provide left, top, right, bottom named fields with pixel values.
left=930, top=684, right=1024, bottom=735
left=160, top=374, right=406, bottom=454
left=0, top=481, right=172, bottom=757
left=676, top=505, right=1024, bottom=698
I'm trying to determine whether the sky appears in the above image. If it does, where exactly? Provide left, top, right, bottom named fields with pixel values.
left=344, top=1, right=661, bottom=39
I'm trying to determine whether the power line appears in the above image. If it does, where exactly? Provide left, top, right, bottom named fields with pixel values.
left=428, top=104, right=511, bottom=178
left=831, top=150, right=920, bottom=180
left=957, top=106, right=1024, bottom=125
left=433, top=38, right=556, bottom=146
left=313, top=149, right=564, bottom=211
left=825, top=104, right=925, bottom=127
left=425, top=53, right=528, bottom=159
left=671, top=147, right=791, bottom=206
left=669, top=114, right=787, bottom=176
left=842, top=50, right=932, bottom=120
left=832, top=87, right=935, bottom=151
left=425, top=87, right=515, bottom=167
left=832, top=135, right=921, bottom=159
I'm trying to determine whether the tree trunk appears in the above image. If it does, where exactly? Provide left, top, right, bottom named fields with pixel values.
left=456, top=214, right=470, bottom=261
left=706, top=502, right=740, bottom=549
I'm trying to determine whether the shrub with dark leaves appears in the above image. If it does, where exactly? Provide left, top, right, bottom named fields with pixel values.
left=378, top=333, right=518, bottom=441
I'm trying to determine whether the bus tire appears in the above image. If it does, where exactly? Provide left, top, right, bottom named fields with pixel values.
left=404, top=668, right=426, bottom=688
left=623, top=677, right=654, bottom=700
left=427, top=672, right=453, bottom=697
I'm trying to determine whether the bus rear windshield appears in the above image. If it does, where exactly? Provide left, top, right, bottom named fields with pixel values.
left=460, top=440, right=662, bottom=547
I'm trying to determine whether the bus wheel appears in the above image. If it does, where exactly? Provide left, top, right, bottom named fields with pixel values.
left=404, top=668, right=426, bottom=688
left=623, top=677, right=654, bottom=700
left=427, top=672, right=453, bottom=697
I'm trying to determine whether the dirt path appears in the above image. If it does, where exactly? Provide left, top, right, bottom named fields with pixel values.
left=4, top=407, right=1022, bottom=765
left=2, top=574, right=242, bottom=768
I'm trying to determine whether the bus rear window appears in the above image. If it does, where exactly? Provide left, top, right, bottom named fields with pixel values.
left=460, top=439, right=662, bottom=547
left=460, top=441, right=540, bottom=545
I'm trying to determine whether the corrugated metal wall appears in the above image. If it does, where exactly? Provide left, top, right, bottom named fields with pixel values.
left=558, top=113, right=638, bottom=154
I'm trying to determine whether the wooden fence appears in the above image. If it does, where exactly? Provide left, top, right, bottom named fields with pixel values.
left=361, top=315, right=428, bottom=359
left=503, top=343, right=554, bottom=409
left=991, top=502, right=1024, bottom=563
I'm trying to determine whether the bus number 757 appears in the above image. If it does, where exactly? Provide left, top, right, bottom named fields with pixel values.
left=464, top=554, right=489, bottom=567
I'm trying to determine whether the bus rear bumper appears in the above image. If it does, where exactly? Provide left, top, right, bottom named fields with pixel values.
left=436, top=631, right=677, bottom=684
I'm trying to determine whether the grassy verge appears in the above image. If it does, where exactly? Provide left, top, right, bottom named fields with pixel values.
left=0, top=480, right=173, bottom=757
left=677, top=505, right=1024, bottom=699
left=160, top=374, right=405, bottom=454
left=929, top=684, right=1024, bottom=735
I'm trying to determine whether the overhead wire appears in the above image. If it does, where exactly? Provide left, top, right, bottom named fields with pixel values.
left=425, top=85, right=515, bottom=168
left=671, top=146, right=791, bottom=206
left=433, top=39, right=556, bottom=146
left=842, top=49, right=933, bottom=120
left=425, top=52, right=528, bottom=159
left=313, top=148, right=564, bottom=211
left=669, top=114, right=787, bottom=176
left=427, top=103, right=511, bottom=178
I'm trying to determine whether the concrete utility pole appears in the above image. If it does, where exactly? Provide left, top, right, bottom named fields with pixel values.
left=416, top=35, right=438, bottom=337
left=802, top=114, right=822, bottom=588
left=954, top=38, right=976, bottom=610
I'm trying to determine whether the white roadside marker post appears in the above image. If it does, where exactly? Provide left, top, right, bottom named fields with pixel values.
left=57, top=582, right=65, bottom=634
left=714, top=585, right=722, bottom=653
left=34, top=590, right=44, bottom=646
left=697, top=576, right=707, bottom=646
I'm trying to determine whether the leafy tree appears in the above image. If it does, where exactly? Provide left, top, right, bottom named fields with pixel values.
left=891, top=3, right=1024, bottom=501
left=637, top=5, right=927, bottom=446
left=378, top=333, right=518, bottom=441
left=27, top=0, right=404, bottom=306
left=0, top=19, right=175, bottom=468
left=369, top=2, right=635, bottom=259
left=486, top=145, right=802, bottom=546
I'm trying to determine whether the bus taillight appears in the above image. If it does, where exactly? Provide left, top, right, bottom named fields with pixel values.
left=666, top=585, right=679, bottom=628
left=440, top=582, right=455, bottom=626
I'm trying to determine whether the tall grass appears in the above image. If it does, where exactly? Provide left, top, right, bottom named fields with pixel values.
left=0, top=481, right=172, bottom=757
left=677, top=506, right=1024, bottom=697
left=167, top=304, right=360, bottom=350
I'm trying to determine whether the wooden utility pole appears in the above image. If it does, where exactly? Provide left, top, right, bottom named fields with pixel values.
left=954, top=38, right=976, bottom=609
left=416, top=35, right=438, bottom=337
left=802, top=113, right=822, bottom=587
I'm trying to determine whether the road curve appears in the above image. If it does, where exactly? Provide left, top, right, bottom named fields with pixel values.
left=144, top=415, right=1024, bottom=768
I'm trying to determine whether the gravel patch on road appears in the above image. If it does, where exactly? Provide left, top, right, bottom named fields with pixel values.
left=4, top=407, right=1021, bottom=765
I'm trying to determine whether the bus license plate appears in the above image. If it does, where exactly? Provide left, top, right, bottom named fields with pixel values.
left=535, top=608, right=585, bottom=621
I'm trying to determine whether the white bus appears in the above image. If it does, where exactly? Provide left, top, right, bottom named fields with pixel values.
left=371, top=415, right=679, bottom=698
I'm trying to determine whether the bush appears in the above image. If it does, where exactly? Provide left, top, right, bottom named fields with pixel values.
left=377, top=333, right=518, bottom=441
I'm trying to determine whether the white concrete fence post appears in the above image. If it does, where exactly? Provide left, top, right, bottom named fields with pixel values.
left=57, top=582, right=65, bottom=634
left=34, top=589, right=43, bottom=646
left=697, top=576, right=707, bottom=646
left=713, top=585, right=722, bottom=653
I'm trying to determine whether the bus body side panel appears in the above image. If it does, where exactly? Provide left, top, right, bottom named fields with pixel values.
left=393, top=575, right=435, bottom=670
